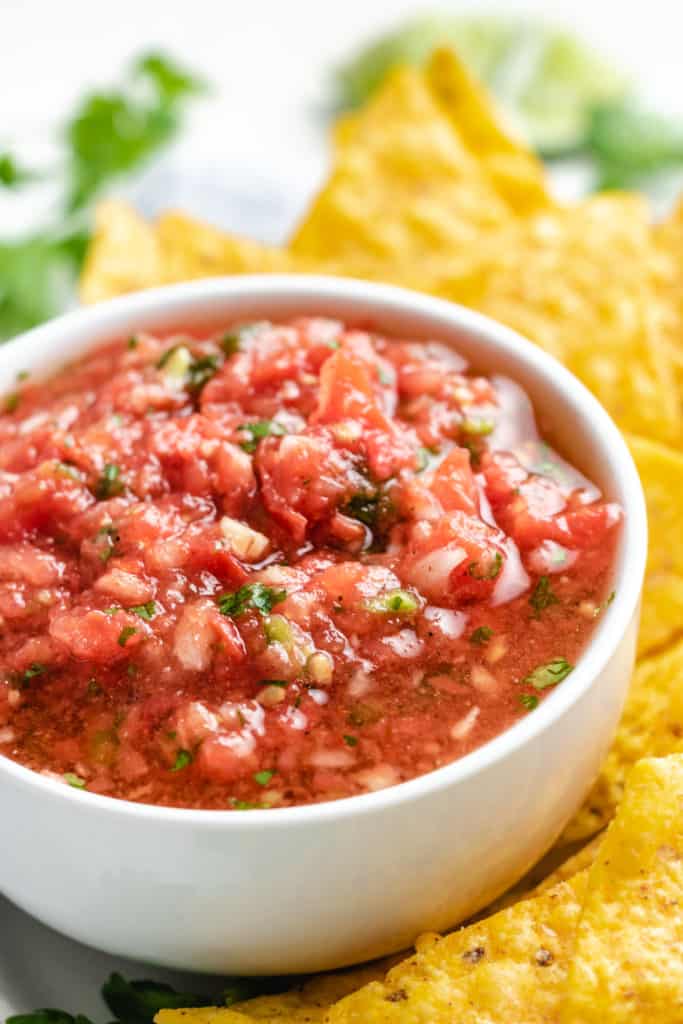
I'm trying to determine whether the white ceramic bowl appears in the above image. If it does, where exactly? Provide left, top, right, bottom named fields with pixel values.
left=0, top=276, right=646, bottom=974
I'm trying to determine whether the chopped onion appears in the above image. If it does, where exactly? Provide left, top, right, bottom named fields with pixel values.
left=220, top=516, right=270, bottom=561
left=309, top=748, right=356, bottom=769
left=451, top=706, right=480, bottom=740
left=406, top=544, right=466, bottom=597
left=356, top=763, right=399, bottom=791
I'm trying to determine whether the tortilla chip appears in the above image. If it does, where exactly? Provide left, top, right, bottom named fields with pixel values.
left=155, top=211, right=292, bottom=282
left=155, top=963, right=397, bottom=1024
left=80, top=200, right=162, bottom=303
left=290, top=61, right=524, bottom=274
left=80, top=204, right=292, bottom=304
left=627, top=434, right=683, bottom=657
left=327, top=874, right=587, bottom=1023
left=487, top=834, right=604, bottom=916
left=560, top=755, right=683, bottom=1022
left=429, top=196, right=682, bottom=444
left=425, top=48, right=549, bottom=214
left=561, top=637, right=683, bottom=844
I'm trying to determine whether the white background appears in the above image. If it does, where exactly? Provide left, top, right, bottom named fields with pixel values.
left=2, top=0, right=683, bottom=240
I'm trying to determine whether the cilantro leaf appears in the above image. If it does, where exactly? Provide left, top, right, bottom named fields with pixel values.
left=130, top=601, right=157, bottom=621
left=7, top=1012, right=94, bottom=1024
left=187, top=353, right=220, bottom=393
left=171, top=749, right=192, bottom=772
left=519, top=693, right=540, bottom=711
left=0, top=151, right=36, bottom=189
left=95, top=463, right=123, bottom=500
left=102, top=973, right=211, bottom=1024
left=529, top=575, right=559, bottom=617
left=469, top=626, right=493, bottom=645
left=65, top=53, right=204, bottom=212
left=237, top=419, right=286, bottom=453
left=217, top=583, right=287, bottom=618
left=522, top=657, right=574, bottom=690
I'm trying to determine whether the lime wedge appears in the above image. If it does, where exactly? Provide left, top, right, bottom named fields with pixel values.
left=334, top=15, right=629, bottom=157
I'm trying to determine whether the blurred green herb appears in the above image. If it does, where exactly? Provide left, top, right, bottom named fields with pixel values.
left=0, top=152, right=36, bottom=189
left=0, top=52, right=204, bottom=341
left=5, top=972, right=295, bottom=1024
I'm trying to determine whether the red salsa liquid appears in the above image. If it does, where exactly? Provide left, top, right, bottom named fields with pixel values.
left=0, top=319, right=620, bottom=808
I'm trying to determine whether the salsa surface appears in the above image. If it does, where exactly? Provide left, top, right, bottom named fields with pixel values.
left=0, top=318, right=620, bottom=809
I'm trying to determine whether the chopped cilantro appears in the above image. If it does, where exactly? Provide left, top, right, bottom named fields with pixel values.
left=530, top=575, right=559, bottom=618
left=342, top=490, right=382, bottom=528
left=217, top=583, right=286, bottom=618
left=23, top=662, right=47, bottom=682
left=519, top=693, right=540, bottom=711
left=187, top=353, right=220, bottom=394
left=95, top=463, right=123, bottom=500
left=469, top=626, right=494, bottom=645
left=220, top=322, right=267, bottom=356
left=130, top=600, right=157, bottom=621
left=260, top=679, right=288, bottom=688
left=595, top=589, right=616, bottom=616
left=253, top=770, right=275, bottom=786
left=100, top=971, right=214, bottom=1023
left=523, top=657, right=574, bottom=690
left=117, top=625, right=137, bottom=647
left=64, top=772, right=86, bottom=789
left=468, top=552, right=503, bottom=580
left=237, top=419, right=286, bottom=453
left=171, top=749, right=192, bottom=772
left=343, top=734, right=358, bottom=747
left=368, top=589, right=419, bottom=614
left=231, top=798, right=262, bottom=810
left=127, top=335, right=140, bottom=349
left=4, top=392, right=20, bottom=413
left=103, top=606, right=120, bottom=616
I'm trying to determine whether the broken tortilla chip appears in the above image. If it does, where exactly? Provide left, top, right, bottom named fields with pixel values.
left=80, top=200, right=162, bottom=304
left=560, top=755, right=683, bottom=1023
left=326, top=875, right=586, bottom=1023
left=156, top=962, right=397, bottom=1024
left=561, top=637, right=683, bottom=844
left=428, top=196, right=682, bottom=444
left=628, top=434, right=683, bottom=657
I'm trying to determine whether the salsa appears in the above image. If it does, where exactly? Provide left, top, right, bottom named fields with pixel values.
left=0, top=318, right=621, bottom=809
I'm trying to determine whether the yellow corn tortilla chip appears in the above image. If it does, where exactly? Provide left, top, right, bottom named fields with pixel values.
left=80, top=204, right=292, bottom=304
left=561, top=637, right=683, bottom=844
left=156, top=962, right=396, bottom=1024
left=80, top=200, right=163, bottom=303
left=560, top=755, right=683, bottom=1022
left=425, top=48, right=549, bottom=214
left=628, top=434, right=683, bottom=657
left=327, top=874, right=587, bottom=1023
left=290, top=61, right=525, bottom=273
left=155, top=211, right=292, bottom=282
left=487, top=833, right=604, bottom=916
left=428, top=196, right=682, bottom=444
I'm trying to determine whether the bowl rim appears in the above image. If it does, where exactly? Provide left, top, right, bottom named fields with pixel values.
left=0, top=273, right=648, bottom=829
